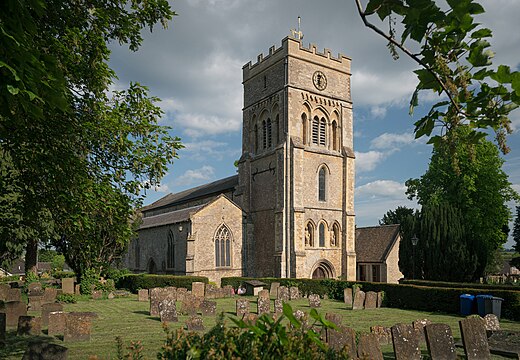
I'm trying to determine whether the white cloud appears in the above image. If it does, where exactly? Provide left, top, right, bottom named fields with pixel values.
left=355, top=151, right=387, bottom=173
left=370, top=132, right=418, bottom=150
left=175, top=113, right=241, bottom=137
left=174, top=165, right=216, bottom=186
left=356, top=180, right=407, bottom=199
left=370, top=106, right=387, bottom=119
left=352, top=70, right=416, bottom=107
left=182, top=140, right=241, bottom=161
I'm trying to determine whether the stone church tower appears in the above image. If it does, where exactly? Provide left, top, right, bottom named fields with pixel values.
left=235, top=36, right=356, bottom=280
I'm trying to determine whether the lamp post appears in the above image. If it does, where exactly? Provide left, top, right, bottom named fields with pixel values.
left=411, top=234, right=419, bottom=279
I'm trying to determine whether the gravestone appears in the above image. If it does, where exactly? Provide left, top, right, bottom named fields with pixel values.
left=357, top=333, right=383, bottom=360
left=364, top=291, right=378, bottom=309
left=17, top=315, right=41, bottom=336
left=7, top=288, right=22, bottom=302
left=377, top=291, right=384, bottom=307
left=27, top=283, right=44, bottom=296
left=22, top=342, right=68, bottom=360
left=257, top=296, right=270, bottom=315
left=424, top=323, right=457, bottom=360
left=292, top=310, right=309, bottom=330
left=28, top=295, right=44, bottom=311
left=258, top=289, right=269, bottom=299
left=289, top=287, right=300, bottom=300
left=308, top=294, right=321, bottom=308
left=64, top=312, right=97, bottom=342
left=74, top=284, right=81, bottom=295
left=243, top=313, right=258, bottom=325
left=459, top=317, right=491, bottom=360
left=61, top=278, right=74, bottom=295
left=274, top=299, right=283, bottom=316
left=412, top=318, right=431, bottom=344
left=5, top=301, right=27, bottom=327
left=159, top=299, right=178, bottom=322
left=352, top=290, right=365, bottom=310
left=181, top=294, right=202, bottom=316
left=391, top=323, right=421, bottom=360
left=107, top=292, right=115, bottom=299
left=91, top=290, right=102, bottom=300
left=325, top=313, right=342, bottom=326
left=42, top=303, right=63, bottom=326
left=0, top=283, right=10, bottom=301
left=200, top=300, right=216, bottom=316
left=483, top=314, right=500, bottom=331
left=43, top=288, right=58, bottom=303
left=150, top=287, right=176, bottom=317
left=236, top=299, right=250, bottom=317
left=270, top=282, right=280, bottom=298
left=223, top=285, right=234, bottom=297
left=0, top=312, right=5, bottom=340
left=277, top=286, right=289, bottom=302
left=204, top=284, right=218, bottom=299
left=327, top=325, right=356, bottom=359
left=177, top=287, right=188, bottom=302
left=185, top=315, right=204, bottom=331
left=138, top=289, right=149, bottom=302
left=48, top=311, right=67, bottom=335
left=191, top=282, right=205, bottom=298
left=343, top=288, right=353, bottom=307
left=371, top=325, right=391, bottom=345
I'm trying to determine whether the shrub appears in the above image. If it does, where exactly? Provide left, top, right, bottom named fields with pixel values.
left=400, top=279, right=519, bottom=291
left=57, top=293, right=77, bottom=304
left=102, top=267, right=131, bottom=284
left=51, top=271, right=75, bottom=279
left=115, top=274, right=209, bottom=293
left=80, top=268, right=100, bottom=295
left=95, top=279, right=116, bottom=293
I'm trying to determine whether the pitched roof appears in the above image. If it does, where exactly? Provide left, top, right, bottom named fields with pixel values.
left=141, top=175, right=238, bottom=212
left=355, top=224, right=400, bottom=263
left=139, top=204, right=206, bottom=229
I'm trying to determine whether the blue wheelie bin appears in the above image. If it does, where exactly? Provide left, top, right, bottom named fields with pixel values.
left=476, top=294, right=493, bottom=316
left=460, top=294, right=475, bottom=316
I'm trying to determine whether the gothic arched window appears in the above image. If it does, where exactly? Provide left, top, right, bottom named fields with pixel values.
left=305, top=222, right=315, bottom=247
left=267, top=118, right=272, bottom=147
left=167, top=230, right=175, bottom=269
left=319, top=223, right=326, bottom=247
left=262, top=120, right=267, bottom=149
left=331, top=223, right=340, bottom=247
left=318, top=167, right=326, bottom=202
left=215, top=224, right=231, bottom=267
left=312, top=116, right=319, bottom=145
left=319, top=117, right=326, bottom=146
left=332, top=120, right=338, bottom=151
left=302, top=113, right=307, bottom=145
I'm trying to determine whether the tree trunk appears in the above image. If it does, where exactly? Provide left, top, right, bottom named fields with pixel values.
left=25, top=238, right=38, bottom=275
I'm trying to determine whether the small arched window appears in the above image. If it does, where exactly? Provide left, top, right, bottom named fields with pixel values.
left=318, top=167, right=326, bottom=202
left=262, top=120, right=267, bottom=149
left=267, top=118, right=272, bottom=148
left=167, top=230, right=175, bottom=269
left=312, top=116, right=319, bottom=145
left=319, top=117, right=326, bottom=146
left=332, top=120, right=338, bottom=151
left=319, top=223, right=326, bottom=247
left=305, top=222, right=315, bottom=247
left=302, top=113, right=307, bottom=145
left=215, top=224, right=231, bottom=267
left=331, top=223, right=340, bottom=247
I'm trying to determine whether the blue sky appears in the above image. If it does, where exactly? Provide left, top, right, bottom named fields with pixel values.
left=109, top=0, right=520, bottom=247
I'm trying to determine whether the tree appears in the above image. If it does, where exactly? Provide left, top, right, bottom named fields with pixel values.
left=379, top=206, right=415, bottom=225
left=397, top=209, right=421, bottom=279
left=513, top=206, right=520, bottom=253
left=0, top=0, right=182, bottom=277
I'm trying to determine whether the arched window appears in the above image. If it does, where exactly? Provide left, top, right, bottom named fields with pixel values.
left=332, top=120, right=338, bottom=151
left=305, top=222, right=315, bottom=247
left=167, top=230, right=175, bottom=269
left=262, top=120, right=267, bottom=149
left=215, top=224, right=231, bottom=267
left=318, top=167, right=326, bottom=201
left=267, top=118, right=272, bottom=147
left=319, top=223, right=326, bottom=247
left=312, top=116, right=319, bottom=145
left=275, top=114, right=280, bottom=144
left=319, top=117, right=326, bottom=146
left=331, top=223, right=340, bottom=247
left=302, top=113, right=307, bottom=145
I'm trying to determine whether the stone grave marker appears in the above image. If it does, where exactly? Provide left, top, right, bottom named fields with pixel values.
left=357, top=333, right=383, bottom=360
left=236, top=299, right=250, bottom=317
left=223, top=285, right=234, bottom=297
left=191, top=282, right=205, bottom=298
left=5, top=301, right=27, bottom=327
left=177, top=287, right=188, bottom=302
left=200, top=300, right=217, bottom=316
left=424, top=323, right=457, bottom=360
left=7, top=288, right=21, bottom=302
left=371, top=325, right=391, bottom=345
left=257, top=296, right=270, bottom=315
left=484, top=314, right=500, bottom=331
left=28, top=295, right=44, bottom=311
left=42, top=303, right=63, bottom=326
left=138, top=289, right=149, bottom=302
left=274, top=299, right=283, bottom=316
left=48, top=311, right=67, bottom=336
left=74, top=284, right=81, bottom=295
left=150, top=287, right=176, bottom=317
left=258, top=289, right=269, bottom=299
left=289, top=287, right=300, bottom=300
left=61, top=278, right=74, bottom=295
left=459, top=317, right=491, bottom=360
left=185, top=315, right=204, bottom=331
left=325, top=312, right=342, bottom=326
left=343, top=288, right=353, bottom=307
left=0, top=283, right=9, bottom=301
left=292, top=310, right=309, bottom=330
left=27, top=283, right=44, bottom=296
left=181, top=294, right=202, bottom=316
left=269, top=282, right=280, bottom=298
left=277, top=286, right=289, bottom=302
left=391, top=323, right=421, bottom=360
left=243, top=313, right=259, bottom=325
left=22, top=342, right=68, bottom=360
left=43, top=288, right=58, bottom=303
left=64, top=312, right=97, bottom=342
left=364, top=291, right=378, bottom=309
left=159, top=299, right=178, bottom=322
left=352, top=290, right=365, bottom=310
left=205, top=284, right=219, bottom=299
left=0, top=312, right=5, bottom=340
left=92, top=290, right=102, bottom=300
left=308, top=294, right=321, bottom=308
left=412, top=318, right=431, bottom=344
left=107, top=292, right=115, bottom=299
left=327, top=325, right=356, bottom=359
left=377, top=291, right=384, bottom=307
left=17, top=315, right=41, bottom=336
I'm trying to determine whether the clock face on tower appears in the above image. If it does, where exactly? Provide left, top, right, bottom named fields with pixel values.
left=313, top=71, right=327, bottom=91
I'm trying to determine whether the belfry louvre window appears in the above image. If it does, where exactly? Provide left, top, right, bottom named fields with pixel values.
left=267, top=118, right=272, bottom=147
left=318, top=167, right=326, bottom=201
left=167, top=230, right=175, bottom=269
left=312, top=116, right=319, bottom=145
left=262, top=120, right=267, bottom=149
left=215, top=224, right=231, bottom=267
left=319, top=118, right=326, bottom=146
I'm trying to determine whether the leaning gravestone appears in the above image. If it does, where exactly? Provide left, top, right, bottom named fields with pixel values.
left=327, top=325, right=356, bottom=359
left=270, top=282, right=280, bottom=298
left=364, top=291, right=378, bottom=309
left=412, top=318, right=431, bottom=344
left=391, top=323, right=421, bottom=360
left=185, top=315, right=204, bottom=331
left=22, top=342, right=68, bottom=360
left=371, top=325, right=391, bottom=345
left=64, top=312, right=97, bottom=342
left=200, top=300, right=217, bottom=316
left=483, top=314, right=500, bottom=331
left=17, top=315, right=41, bottom=336
left=257, top=296, right=270, bottom=315
left=48, top=311, right=67, bottom=336
left=159, top=299, right=178, bottom=322
left=236, top=299, right=250, bottom=317
left=0, top=312, right=6, bottom=340
left=289, top=287, right=300, bottom=300
left=459, top=317, right=491, bottom=360
left=343, top=288, right=353, bottom=307
left=5, top=301, right=27, bottom=327
left=352, top=290, right=365, bottom=310
left=42, top=303, right=63, bottom=326
left=424, top=323, right=457, bottom=360
left=191, top=282, right=205, bottom=298
left=308, top=294, right=321, bottom=308
left=277, top=286, right=289, bottom=302
left=357, top=333, right=383, bottom=360
left=138, top=289, right=149, bottom=302
left=377, top=291, right=384, bottom=307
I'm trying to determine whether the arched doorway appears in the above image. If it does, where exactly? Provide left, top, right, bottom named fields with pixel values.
left=311, top=260, right=335, bottom=279
left=147, top=258, right=156, bottom=274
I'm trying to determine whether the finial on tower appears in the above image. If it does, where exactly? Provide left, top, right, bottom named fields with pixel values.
left=290, top=16, right=304, bottom=40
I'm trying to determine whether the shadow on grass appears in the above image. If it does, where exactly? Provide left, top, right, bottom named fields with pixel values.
left=133, top=310, right=150, bottom=316
left=0, top=330, right=57, bottom=359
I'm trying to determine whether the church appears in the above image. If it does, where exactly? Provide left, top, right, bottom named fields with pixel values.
left=125, top=35, right=356, bottom=284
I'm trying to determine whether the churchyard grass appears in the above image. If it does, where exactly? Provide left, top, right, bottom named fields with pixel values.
left=2, top=294, right=519, bottom=359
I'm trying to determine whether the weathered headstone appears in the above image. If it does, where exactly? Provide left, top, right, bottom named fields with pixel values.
left=27, top=283, right=44, bottom=296
left=308, top=294, right=321, bottom=308
left=391, top=323, right=421, bottom=360
left=159, top=299, right=178, bottom=322
left=91, top=290, right=102, bottom=300
left=7, top=288, right=22, bottom=302
left=483, top=314, right=500, bottom=331
left=377, top=291, right=384, bottom=308
left=42, top=303, right=63, bottom=326
left=28, top=295, right=44, bottom=311
left=177, top=287, right=188, bottom=302
left=48, top=311, right=67, bottom=336
left=424, top=323, right=457, bottom=360
left=327, top=325, right=356, bottom=359
left=17, top=315, right=41, bottom=336
left=371, top=325, right=391, bottom=345
left=200, top=300, right=217, bottom=316
left=0, top=312, right=6, bottom=340
left=236, top=299, right=250, bottom=317
left=459, top=317, right=491, bottom=360
left=43, top=288, right=58, bottom=303
left=292, top=310, right=309, bottom=330
left=277, top=286, right=289, bottom=302
left=357, top=333, right=383, bottom=360
left=257, top=296, right=270, bottom=315
left=270, top=282, right=280, bottom=298
left=138, top=289, right=149, bottom=302
left=22, top=342, right=68, bottom=360
left=107, top=292, right=115, bottom=299
left=61, top=278, right=74, bottom=295
left=0, top=283, right=10, bottom=301
left=243, top=313, right=258, bottom=325
left=185, top=315, right=204, bottom=331
left=274, top=299, right=283, bottom=316
left=5, top=301, right=27, bottom=327
left=325, top=313, right=342, bottom=326
left=191, top=282, right=205, bottom=298
left=258, top=289, right=269, bottom=299
left=204, top=284, right=216, bottom=299
left=74, top=284, right=81, bottom=295
left=64, top=312, right=97, bottom=342
left=412, top=318, right=431, bottom=344
left=181, top=294, right=202, bottom=316
left=289, top=286, right=300, bottom=300
left=149, top=287, right=176, bottom=316
left=223, top=285, right=234, bottom=297
left=364, top=291, right=378, bottom=309
left=343, top=288, right=353, bottom=307
left=352, top=290, right=365, bottom=310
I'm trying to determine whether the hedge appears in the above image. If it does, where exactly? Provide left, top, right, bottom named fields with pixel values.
left=116, top=274, right=209, bottom=293
left=400, top=279, right=519, bottom=292
left=221, top=277, right=520, bottom=321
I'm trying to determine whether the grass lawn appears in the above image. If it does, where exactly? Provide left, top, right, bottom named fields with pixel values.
left=2, top=294, right=519, bottom=359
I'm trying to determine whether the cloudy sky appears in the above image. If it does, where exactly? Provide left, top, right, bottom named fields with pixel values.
left=110, top=0, right=520, bottom=247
